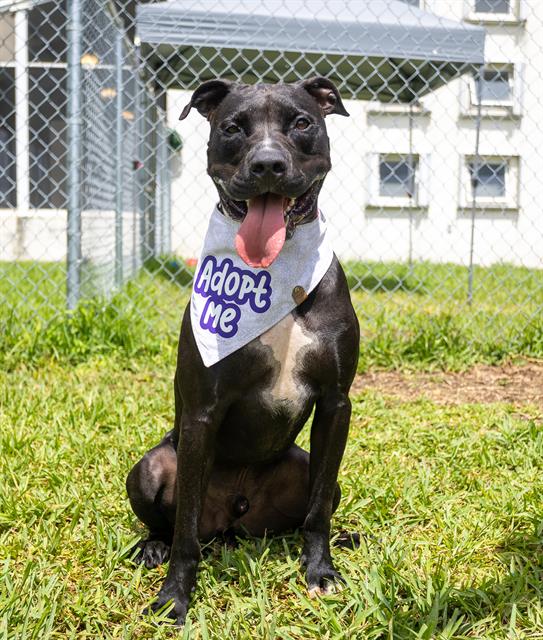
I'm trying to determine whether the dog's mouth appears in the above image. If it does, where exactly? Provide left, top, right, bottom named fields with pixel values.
left=219, top=181, right=321, bottom=269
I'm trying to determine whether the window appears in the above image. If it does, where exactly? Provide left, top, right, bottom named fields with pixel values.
left=28, top=1, right=67, bottom=63
left=379, top=158, right=416, bottom=198
left=469, top=162, right=506, bottom=198
left=29, top=67, right=67, bottom=209
left=475, top=0, right=510, bottom=12
left=0, top=68, right=16, bottom=208
left=367, top=153, right=430, bottom=209
left=462, top=64, right=524, bottom=117
left=460, top=156, right=519, bottom=210
left=479, top=69, right=512, bottom=103
left=465, top=0, right=523, bottom=24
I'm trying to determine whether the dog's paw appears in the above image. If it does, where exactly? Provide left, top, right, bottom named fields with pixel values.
left=306, top=563, right=345, bottom=598
left=131, top=539, right=171, bottom=569
left=143, top=589, right=188, bottom=627
left=308, top=581, right=343, bottom=598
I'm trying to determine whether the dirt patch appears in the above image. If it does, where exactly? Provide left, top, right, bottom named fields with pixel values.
left=353, top=362, right=543, bottom=407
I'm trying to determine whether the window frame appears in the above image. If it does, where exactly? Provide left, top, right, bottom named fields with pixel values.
left=366, top=101, right=430, bottom=117
left=459, top=155, right=520, bottom=211
left=476, top=67, right=513, bottom=107
left=464, top=0, right=525, bottom=25
left=474, top=0, right=510, bottom=14
left=460, top=63, right=524, bottom=118
left=367, top=152, right=430, bottom=210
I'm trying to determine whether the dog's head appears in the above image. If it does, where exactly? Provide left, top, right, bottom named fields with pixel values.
left=180, top=78, right=349, bottom=268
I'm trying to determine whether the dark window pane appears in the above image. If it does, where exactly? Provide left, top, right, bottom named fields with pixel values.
left=470, top=162, right=506, bottom=198
left=479, top=69, right=511, bottom=102
left=475, top=0, right=510, bottom=13
left=379, top=158, right=416, bottom=198
left=28, top=1, right=67, bottom=63
left=0, top=68, right=16, bottom=208
left=29, top=67, right=68, bottom=209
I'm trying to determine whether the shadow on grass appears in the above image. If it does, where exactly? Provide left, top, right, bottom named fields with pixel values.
left=144, top=256, right=196, bottom=287
left=442, top=527, right=543, bottom=636
left=344, top=266, right=424, bottom=294
left=211, top=525, right=543, bottom=637
left=117, top=516, right=543, bottom=638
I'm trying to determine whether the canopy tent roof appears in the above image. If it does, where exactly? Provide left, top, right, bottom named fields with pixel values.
left=136, top=0, right=485, bottom=102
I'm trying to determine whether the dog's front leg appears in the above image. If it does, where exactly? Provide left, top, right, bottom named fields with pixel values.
left=302, top=392, right=351, bottom=596
left=149, top=409, right=219, bottom=625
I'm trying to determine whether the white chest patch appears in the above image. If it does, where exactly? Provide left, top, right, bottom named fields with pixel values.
left=259, top=313, right=314, bottom=403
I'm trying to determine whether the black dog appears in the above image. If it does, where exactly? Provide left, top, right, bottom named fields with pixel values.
left=126, top=77, right=360, bottom=625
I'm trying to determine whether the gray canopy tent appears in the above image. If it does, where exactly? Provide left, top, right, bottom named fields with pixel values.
left=136, top=0, right=485, bottom=102
left=135, top=0, right=486, bottom=300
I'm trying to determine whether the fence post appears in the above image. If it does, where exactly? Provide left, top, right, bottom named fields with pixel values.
left=131, top=75, right=138, bottom=277
left=159, top=123, right=171, bottom=255
left=66, top=0, right=82, bottom=309
left=134, top=70, right=141, bottom=265
left=467, top=65, right=483, bottom=305
left=114, top=27, right=124, bottom=288
left=164, top=148, right=172, bottom=255
left=14, top=9, right=29, bottom=238
left=135, top=69, right=149, bottom=264
left=155, top=122, right=162, bottom=255
left=407, top=102, right=415, bottom=272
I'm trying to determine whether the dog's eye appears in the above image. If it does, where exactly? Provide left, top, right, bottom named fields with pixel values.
left=294, top=117, right=311, bottom=131
left=224, top=124, right=241, bottom=135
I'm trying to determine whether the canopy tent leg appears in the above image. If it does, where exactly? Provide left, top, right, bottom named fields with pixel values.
left=14, top=9, right=29, bottom=227
left=66, top=0, right=82, bottom=309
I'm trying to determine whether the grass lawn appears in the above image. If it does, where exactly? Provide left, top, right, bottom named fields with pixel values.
left=1, top=260, right=543, bottom=638
left=1, top=258, right=543, bottom=371
left=1, top=356, right=543, bottom=639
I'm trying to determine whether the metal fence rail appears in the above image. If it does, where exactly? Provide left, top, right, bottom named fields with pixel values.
left=0, top=0, right=542, bottom=348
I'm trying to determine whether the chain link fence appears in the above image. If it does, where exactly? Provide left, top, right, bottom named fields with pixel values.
left=1, top=0, right=542, bottom=357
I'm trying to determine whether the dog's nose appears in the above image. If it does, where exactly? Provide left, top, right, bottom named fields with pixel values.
left=249, top=149, right=287, bottom=178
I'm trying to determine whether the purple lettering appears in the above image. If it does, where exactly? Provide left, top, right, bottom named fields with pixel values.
left=194, top=255, right=273, bottom=338
left=200, top=297, right=240, bottom=338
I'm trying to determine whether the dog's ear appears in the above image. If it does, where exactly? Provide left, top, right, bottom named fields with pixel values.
left=179, top=80, right=233, bottom=120
left=299, top=77, right=349, bottom=117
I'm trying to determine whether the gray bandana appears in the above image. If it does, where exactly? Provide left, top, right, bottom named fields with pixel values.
left=191, top=206, right=334, bottom=367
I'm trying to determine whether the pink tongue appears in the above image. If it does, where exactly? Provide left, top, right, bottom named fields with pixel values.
left=235, top=194, right=286, bottom=268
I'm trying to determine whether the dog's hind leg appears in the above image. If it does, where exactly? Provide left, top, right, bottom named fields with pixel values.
left=126, top=431, right=177, bottom=568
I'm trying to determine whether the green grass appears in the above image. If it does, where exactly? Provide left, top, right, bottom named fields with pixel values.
left=1, top=259, right=543, bottom=371
left=1, top=360, right=543, bottom=638
left=2, top=259, right=543, bottom=637
left=0, top=261, right=66, bottom=320
left=344, top=260, right=543, bottom=371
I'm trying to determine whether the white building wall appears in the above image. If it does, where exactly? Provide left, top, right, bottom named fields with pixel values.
left=2, top=1, right=542, bottom=269
left=167, top=0, right=543, bottom=269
